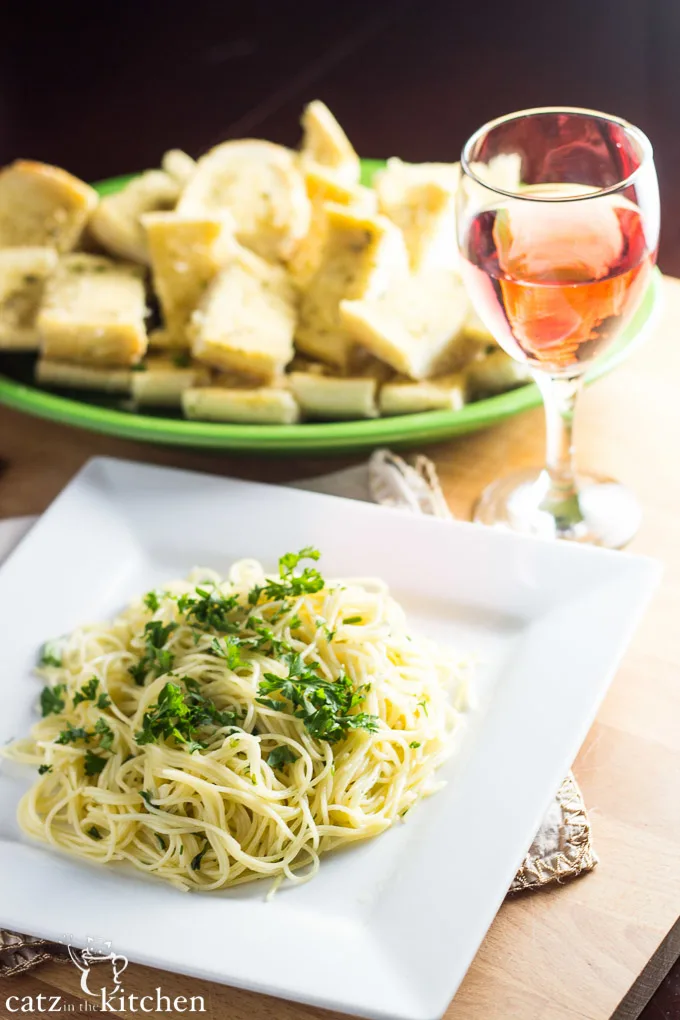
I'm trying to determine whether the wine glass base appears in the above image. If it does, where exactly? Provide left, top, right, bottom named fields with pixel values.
left=473, top=468, right=642, bottom=548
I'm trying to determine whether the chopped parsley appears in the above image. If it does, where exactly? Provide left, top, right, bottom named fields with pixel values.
left=38, top=764, right=53, bottom=775
left=210, top=636, right=245, bottom=670
left=140, top=790, right=156, bottom=808
left=94, top=717, right=114, bottom=750
left=172, top=351, right=192, bottom=368
left=155, top=834, right=168, bottom=851
left=39, top=639, right=63, bottom=668
left=177, top=587, right=239, bottom=633
left=135, top=679, right=240, bottom=750
left=257, top=651, right=378, bottom=743
left=40, top=684, right=66, bottom=717
left=266, top=745, right=299, bottom=770
left=87, top=825, right=103, bottom=840
left=129, top=620, right=177, bottom=685
left=250, top=547, right=324, bottom=605
left=342, top=616, right=363, bottom=625
left=55, top=723, right=90, bottom=745
left=143, top=589, right=164, bottom=612
left=191, top=839, right=209, bottom=871
left=83, top=751, right=107, bottom=776
left=409, top=741, right=421, bottom=749
left=73, top=676, right=110, bottom=709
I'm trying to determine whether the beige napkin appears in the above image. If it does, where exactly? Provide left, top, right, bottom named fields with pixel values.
left=0, top=451, right=597, bottom=978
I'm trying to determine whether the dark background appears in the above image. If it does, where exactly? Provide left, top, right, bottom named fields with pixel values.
left=0, top=2, right=678, bottom=1015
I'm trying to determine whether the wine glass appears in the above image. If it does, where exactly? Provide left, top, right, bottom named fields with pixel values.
left=457, top=107, right=659, bottom=547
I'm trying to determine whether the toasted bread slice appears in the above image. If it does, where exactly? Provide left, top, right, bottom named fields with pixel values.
left=190, top=246, right=297, bottom=379
left=296, top=204, right=409, bottom=369
left=0, top=161, right=98, bottom=252
left=340, top=269, right=471, bottom=379
left=0, top=247, right=58, bottom=349
left=377, top=178, right=458, bottom=273
left=90, top=171, right=179, bottom=264
left=177, top=140, right=310, bottom=262
left=142, top=211, right=234, bottom=345
left=288, top=371, right=377, bottom=419
left=35, top=357, right=132, bottom=393
left=131, top=354, right=211, bottom=407
left=299, top=101, right=360, bottom=185
left=375, top=158, right=461, bottom=200
left=182, top=385, right=299, bottom=424
left=37, top=254, right=147, bottom=366
left=289, top=165, right=376, bottom=286
left=465, top=349, right=532, bottom=396
left=379, top=373, right=466, bottom=415
left=161, top=149, right=197, bottom=185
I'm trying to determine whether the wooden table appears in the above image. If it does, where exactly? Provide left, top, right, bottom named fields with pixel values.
left=0, top=277, right=678, bottom=1019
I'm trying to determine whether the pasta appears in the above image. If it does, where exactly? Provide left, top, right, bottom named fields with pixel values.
left=5, top=549, right=470, bottom=893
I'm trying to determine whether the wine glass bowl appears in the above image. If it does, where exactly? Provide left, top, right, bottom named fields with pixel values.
left=456, top=107, right=659, bottom=547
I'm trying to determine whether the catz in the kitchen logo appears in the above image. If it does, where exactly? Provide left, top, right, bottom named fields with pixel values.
left=4, top=935, right=206, bottom=1013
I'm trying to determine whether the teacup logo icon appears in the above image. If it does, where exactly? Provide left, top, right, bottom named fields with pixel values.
left=66, top=936, right=128, bottom=997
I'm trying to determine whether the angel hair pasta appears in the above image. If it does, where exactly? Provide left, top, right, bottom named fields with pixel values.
left=5, top=548, right=470, bottom=892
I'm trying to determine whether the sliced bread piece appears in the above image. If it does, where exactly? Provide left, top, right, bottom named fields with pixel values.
left=190, top=246, right=297, bottom=380
left=379, top=373, right=466, bottom=415
left=288, top=371, right=378, bottom=419
left=177, top=140, right=310, bottom=262
left=90, top=171, right=179, bottom=264
left=299, top=101, right=360, bottom=185
left=339, top=269, right=472, bottom=379
left=142, top=211, right=234, bottom=345
left=289, top=165, right=376, bottom=286
left=296, top=204, right=409, bottom=369
left=0, top=247, right=58, bottom=349
left=35, top=358, right=132, bottom=393
left=465, top=349, right=532, bottom=396
left=377, top=179, right=458, bottom=273
left=37, top=254, right=147, bottom=366
left=182, top=385, right=299, bottom=424
left=161, top=149, right=197, bottom=185
left=131, top=354, right=211, bottom=407
left=0, top=160, right=98, bottom=252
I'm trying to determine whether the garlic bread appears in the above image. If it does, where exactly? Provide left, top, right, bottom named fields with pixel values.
left=0, top=160, right=98, bottom=252
left=37, top=254, right=147, bottom=366
left=0, top=247, right=58, bottom=350
left=90, top=171, right=179, bottom=264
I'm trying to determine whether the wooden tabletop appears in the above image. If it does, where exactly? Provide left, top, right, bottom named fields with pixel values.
left=0, top=277, right=678, bottom=1020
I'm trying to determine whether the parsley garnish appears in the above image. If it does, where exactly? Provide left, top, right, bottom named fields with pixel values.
left=40, top=684, right=66, bottom=717
left=39, top=639, right=63, bottom=668
left=73, top=677, right=99, bottom=707
left=87, top=825, right=102, bottom=840
left=143, top=590, right=164, bottom=612
left=172, top=351, right=191, bottom=368
left=342, top=616, right=363, bottom=625
left=84, top=751, right=107, bottom=776
left=156, top=834, right=168, bottom=851
left=266, top=745, right=299, bottom=770
left=135, top=680, right=240, bottom=750
left=140, top=790, right=155, bottom=808
left=177, top=587, right=239, bottom=633
left=257, top=652, right=378, bottom=743
left=94, top=717, right=114, bottom=750
left=250, top=547, right=324, bottom=606
left=56, top=723, right=90, bottom=745
left=38, top=764, right=53, bottom=775
left=210, top=636, right=245, bottom=670
left=129, top=620, right=177, bottom=685
left=409, top=741, right=421, bottom=749
left=191, top=839, right=209, bottom=871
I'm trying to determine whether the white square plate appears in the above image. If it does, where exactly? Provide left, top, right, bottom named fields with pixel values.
left=0, top=457, right=661, bottom=1020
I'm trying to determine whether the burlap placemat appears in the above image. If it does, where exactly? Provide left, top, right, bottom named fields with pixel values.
left=0, top=451, right=597, bottom=978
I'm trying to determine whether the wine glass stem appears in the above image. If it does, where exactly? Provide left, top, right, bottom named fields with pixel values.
left=533, top=373, right=584, bottom=528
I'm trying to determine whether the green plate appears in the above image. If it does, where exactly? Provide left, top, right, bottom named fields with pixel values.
left=0, top=162, right=663, bottom=454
